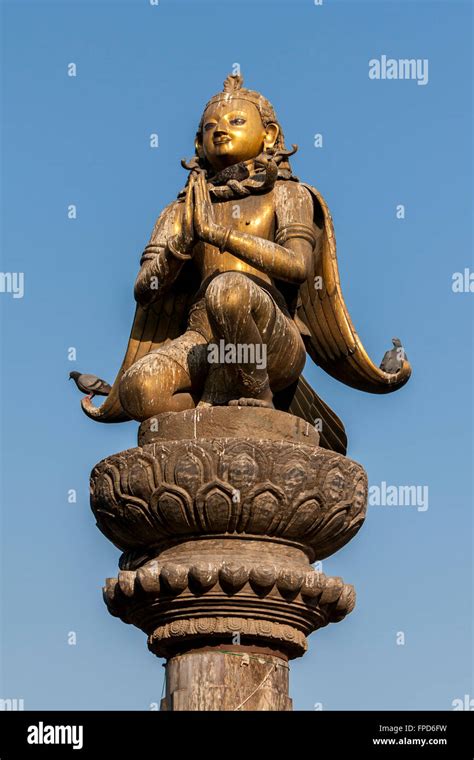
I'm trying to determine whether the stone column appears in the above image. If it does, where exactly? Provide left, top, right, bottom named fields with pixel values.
left=163, top=650, right=291, bottom=711
left=91, top=407, right=367, bottom=711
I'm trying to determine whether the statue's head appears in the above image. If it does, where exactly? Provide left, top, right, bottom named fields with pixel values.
left=192, top=73, right=296, bottom=180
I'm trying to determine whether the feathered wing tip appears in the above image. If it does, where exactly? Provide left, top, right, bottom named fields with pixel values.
left=80, top=383, right=128, bottom=422
left=81, top=397, right=127, bottom=421
left=275, top=375, right=348, bottom=455
left=223, top=73, right=244, bottom=92
left=298, top=183, right=412, bottom=395
left=79, top=304, right=152, bottom=423
left=79, top=274, right=194, bottom=423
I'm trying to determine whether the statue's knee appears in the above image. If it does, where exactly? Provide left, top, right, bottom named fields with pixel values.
left=119, top=352, right=192, bottom=421
left=206, top=272, right=249, bottom=316
left=119, top=357, right=150, bottom=417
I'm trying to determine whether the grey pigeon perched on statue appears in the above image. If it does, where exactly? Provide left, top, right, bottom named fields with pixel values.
left=380, top=338, right=407, bottom=374
left=69, top=371, right=112, bottom=399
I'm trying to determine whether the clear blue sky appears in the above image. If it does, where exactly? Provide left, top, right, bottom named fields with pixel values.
left=1, top=0, right=472, bottom=710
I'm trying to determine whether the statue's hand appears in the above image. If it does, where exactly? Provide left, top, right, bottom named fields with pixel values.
left=193, top=171, right=226, bottom=247
left=168, top=172, right=196, bottom=257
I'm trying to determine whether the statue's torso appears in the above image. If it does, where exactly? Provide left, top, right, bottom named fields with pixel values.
left=192, top=191, right=275, bottom=285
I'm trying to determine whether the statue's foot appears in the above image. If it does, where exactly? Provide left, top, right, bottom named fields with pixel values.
left=196, top=399, right=213, bottom=408
left=228, top=397, right=274, bottom=408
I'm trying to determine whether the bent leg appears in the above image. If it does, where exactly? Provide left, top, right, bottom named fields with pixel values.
left=265, top=311, right=306, bottom=392
left=205, top=272, right=304, bottom=405
left=119, top=331, right=208, bottom=421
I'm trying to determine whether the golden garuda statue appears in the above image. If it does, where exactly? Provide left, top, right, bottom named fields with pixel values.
left=78, top=73, right=411, bottom=454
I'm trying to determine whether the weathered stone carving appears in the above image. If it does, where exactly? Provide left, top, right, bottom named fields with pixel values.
left=91, top=432, right=367, bottom=561
left=104, top=556, right=355, bottom=659
left=90, top=406, right=364, bottom=662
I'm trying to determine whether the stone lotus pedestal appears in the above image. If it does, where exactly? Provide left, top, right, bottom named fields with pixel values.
left=90, top=406, right=367, bottom=711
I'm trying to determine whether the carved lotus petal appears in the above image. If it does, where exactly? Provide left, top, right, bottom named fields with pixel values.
left=350, top=476, right=368, bottom=514
left=137, top=561, right=161, bottom=594
left=301, top=571, right=324, bottom=599
left=118, top=570, right=136, bottom=597
left=249, top=564, right=277, bottom=592
left=103, top=577, right=119, bottom=605
left=160, top=563, right=188, bottom=594
left=323, top=466, right=347, bottom=503
left=91, top=460, right=159, bottom=549
left=102, top=579, right=122, bottom=618
left=347, top=514, right=366, bottom=536
left=196, top=480, right=235, bottom=532
left=225, top=449, right=260, bottom=491
left=282, top=497, right=322, bottom=537
left=90, top=471, right=110, bottom=506
left=245, top=486, right=283, bottom=534
left=335, top=584, right=356, bottom=615
left=279, top=461, right=307, bottom=494
left=91, top=464, right=123, bottom=514
left=219, top=562, right=249, bottom=592
left=308, top=504, right=351, bottom=552
left=125, top=454, right=159, bottom=503
left=151, top=485, right=194, bottom=535
left=189, top=562, right=218, bottom=592
left=91, top=439, right=368, bottom=560
left=173, top=454, right=204, bottom=495
left=277, top=568, right=305, bottom=594
left=320, top=576, right=344, bottom=605
left=165, top=442, right=213, bottom=490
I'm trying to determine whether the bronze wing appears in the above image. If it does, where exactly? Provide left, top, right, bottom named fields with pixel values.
left=80, top=262, right=195, bottom=423
left=275, top=375, right=348, bottom=455
left=296, top=182, right=412, bottom=394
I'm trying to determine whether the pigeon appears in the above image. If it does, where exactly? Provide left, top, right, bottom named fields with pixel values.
left=380, top=338, right=407, bottom=374
left=69, top=371, right=111, bottom=399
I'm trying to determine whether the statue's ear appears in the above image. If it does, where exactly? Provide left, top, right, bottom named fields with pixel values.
left=264, top=122, right=279, bottom=151
left=195, top=132, right=205, bottom=159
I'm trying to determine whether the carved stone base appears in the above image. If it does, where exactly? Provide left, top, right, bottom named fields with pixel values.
left=103, top=537, right=355, bottom=659
left=90, top=407, right=367, bottom=708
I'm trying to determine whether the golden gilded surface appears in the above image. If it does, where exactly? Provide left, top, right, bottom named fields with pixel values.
left=80, top=73, right=411, bottom=452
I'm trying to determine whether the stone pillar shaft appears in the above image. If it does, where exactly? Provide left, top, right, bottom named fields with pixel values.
left=162, top=649, right=291, bottom=711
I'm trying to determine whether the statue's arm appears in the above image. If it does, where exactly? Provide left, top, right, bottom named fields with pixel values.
left=195, top=175, right=316, bottom=284
left=134, top=201, right=188, bottom=308
left=222, top=227, right=312, bottom=285
left=227, top=182, right=318, bottom=283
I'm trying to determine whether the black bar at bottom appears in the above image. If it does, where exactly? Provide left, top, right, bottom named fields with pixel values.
left=0, top=710, right=472, bottom=757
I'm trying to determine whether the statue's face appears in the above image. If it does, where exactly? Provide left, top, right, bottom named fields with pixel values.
left=199, top=98, right=278, bottom=170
